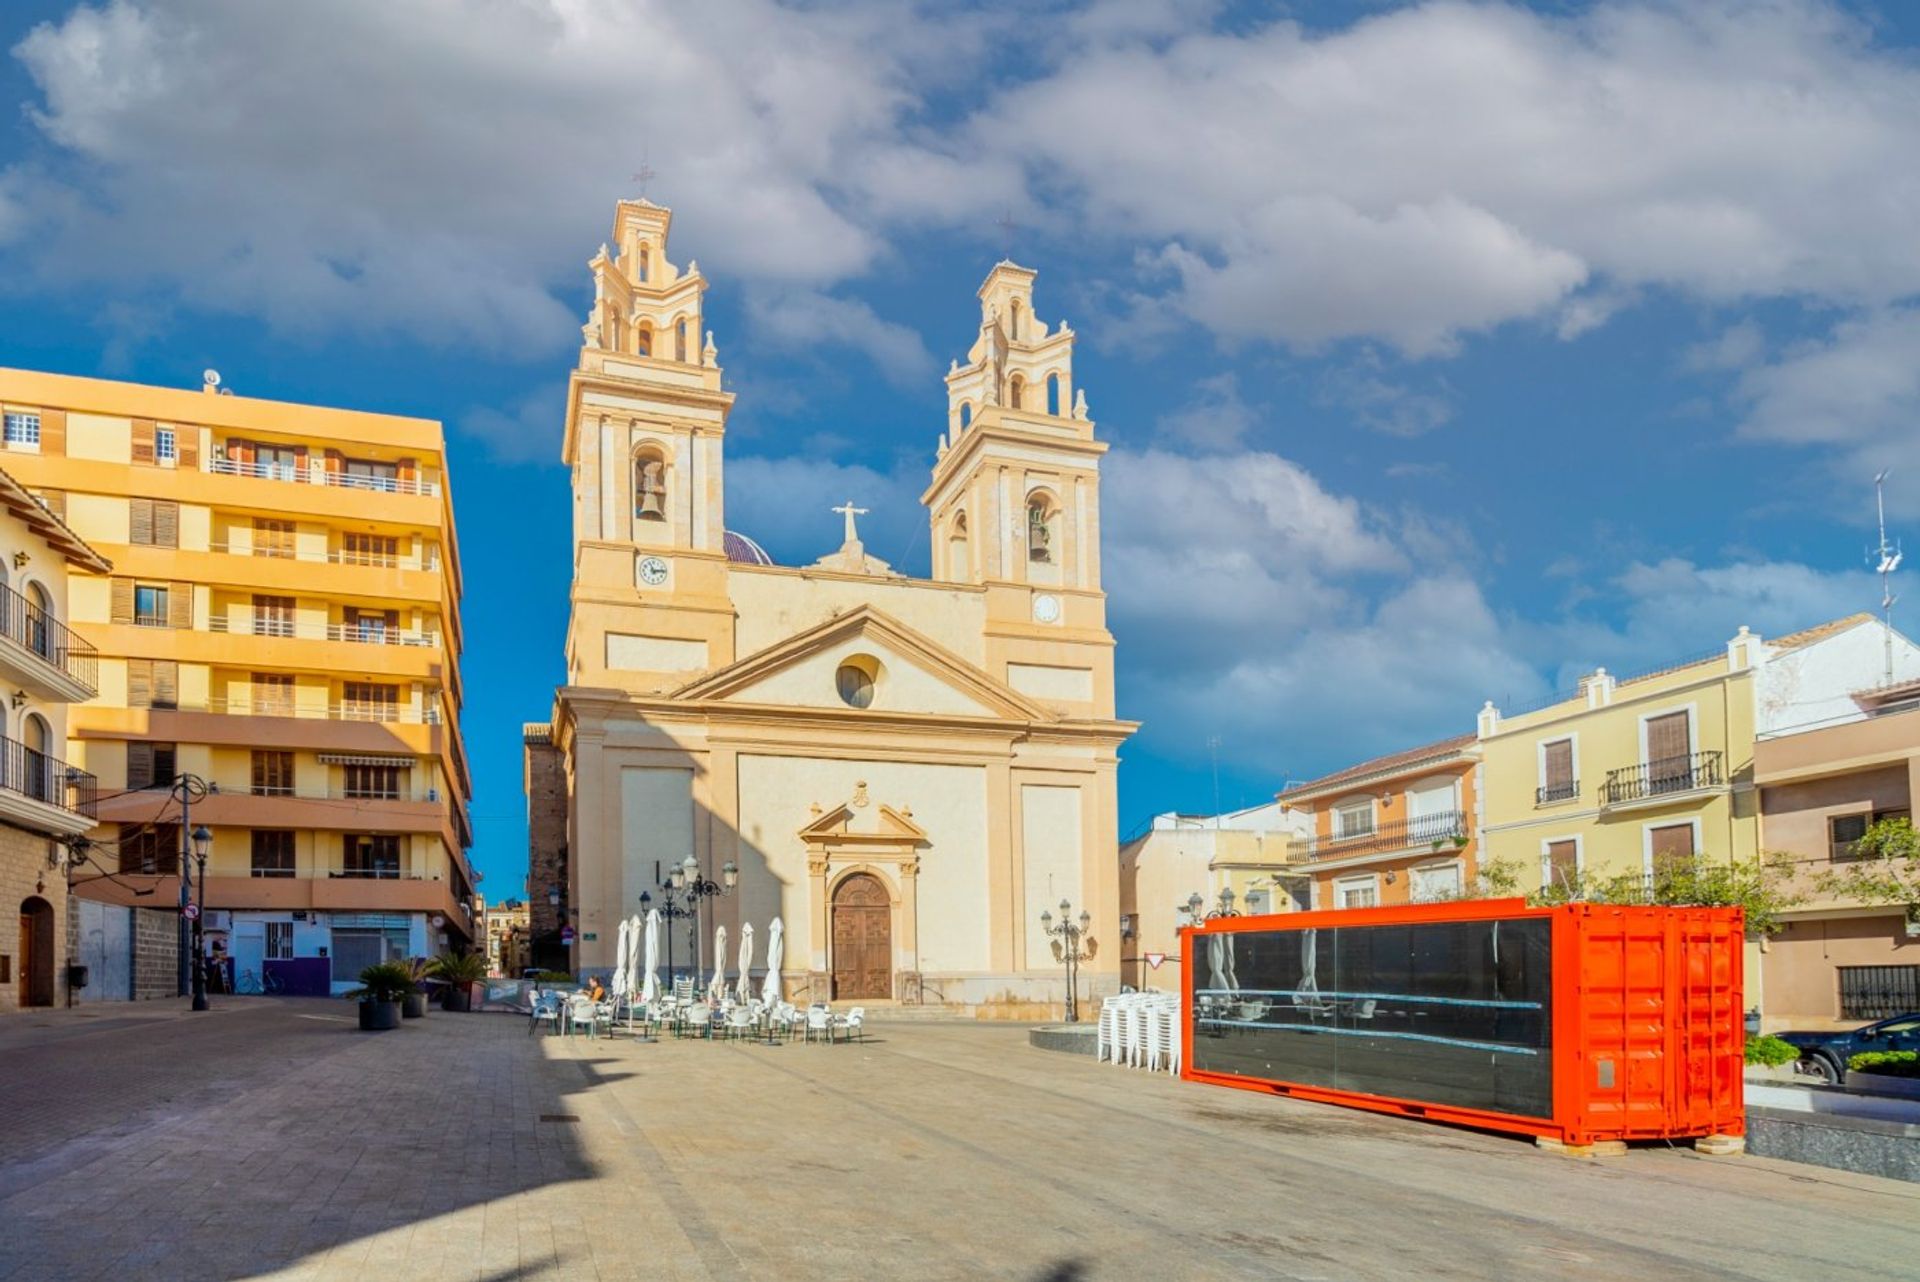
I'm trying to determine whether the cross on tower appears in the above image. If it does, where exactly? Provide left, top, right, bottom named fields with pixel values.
left=631, top=161, right=656, bottom=199
left=832, top=499, right=869, bottom=546
left=993, top=207, right=1020, bottom=258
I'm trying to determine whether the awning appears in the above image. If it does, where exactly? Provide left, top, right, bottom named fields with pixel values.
left=316, top=753, right=416, bottom=767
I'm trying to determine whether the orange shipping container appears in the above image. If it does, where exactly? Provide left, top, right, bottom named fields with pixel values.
left=1181, top=899, right=1744, bottom=1146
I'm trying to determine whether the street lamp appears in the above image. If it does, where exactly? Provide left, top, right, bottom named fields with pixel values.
left=188, top=823, right=212, bottom=1010
left=163, top=773, right=217, bottom=1008
left=1039, top=897, right=1096, bottom=1023
left=1182, top=886, right=1239, bottom=925
left=676, top=856, right=738, bottom=979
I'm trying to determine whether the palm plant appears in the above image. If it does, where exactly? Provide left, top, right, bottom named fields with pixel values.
left=342, top=960, right=416, bottom=1003
left=426, top=951, right=489, bottom=984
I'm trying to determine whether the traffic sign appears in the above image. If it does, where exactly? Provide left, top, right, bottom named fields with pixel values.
left=560, top=926, right=576, bottom=944
left=1145, top=951, right=1166, bottom=970
left=183, top=903, right=200, bottom=921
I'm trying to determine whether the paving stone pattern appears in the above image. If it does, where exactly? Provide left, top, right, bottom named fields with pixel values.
left=0, top=1001, right=1917, bottom=1280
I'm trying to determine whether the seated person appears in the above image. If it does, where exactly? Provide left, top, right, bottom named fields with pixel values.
left=586, top=976, right=607, bottom=1003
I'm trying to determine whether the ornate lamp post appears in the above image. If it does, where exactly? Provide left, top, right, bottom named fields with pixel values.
left=1040, top=898, right=1096, bottom=1023
left=643, top=855, right=737, bottom=986
left=1181, top=886, right=1239, bottom=926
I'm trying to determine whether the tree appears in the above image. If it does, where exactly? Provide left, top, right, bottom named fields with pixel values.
left=1465, top=852, right=1804, bottom=935
left=1822, top=816, right=1920, bottom=916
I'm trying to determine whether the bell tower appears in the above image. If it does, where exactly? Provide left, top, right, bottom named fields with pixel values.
left=561, top=199, right=737, bottom=688
left=923, top=262, right=1105, bottom=592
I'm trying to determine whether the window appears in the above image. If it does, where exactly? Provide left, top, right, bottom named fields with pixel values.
left=3, top=412, right=41, bottom=446
left=265, top=921, right=294, bottom=959
left=251, top=672, right=295, bottom=716
left=119, top=822, right=181, bottom=875
left=1336, top=877, right=1378, bottom=909
left=253, top=519, right=295, bottom=559
left=341, top=682, right=399, bottom=721
left=343, top=607, right=398, bottom=644
left=129, top=498, right=179, bottom=548
left=1839, top=965, right=1920, bottom=1021
left=126, top=741, right=177, bottom=791
left=155, top=427, right=177, bottom=463
left=1645, top=710, right=1692, bottom=792
left=133, top=584, right=170, bottom=627
left=1829, top=808, right=1911, bottom=862
left=1333, top=799, right=1374, bottom=839
left=126, top=658, right=179, bottom=709
left=256, top=445, right=301, bottom=481
left=834, top=659, right=877, bottom=709
left=1648, top=823, right=1696, bottom=879
left=251, top=750, right=294, bottom=797
left=342, top=459, right=399, bottom=492
left=340, top=533, right=397, bottom=567
left=1539, top=738, right=1575, bottom=803
left=251, top=830, right=295, bottom=878
left=344, top=763, right=403, bottom=800
left=252, top=594, right=295, bottom=638
left=343, top=833, right=401, bottom=879
left=1410, top=863, right=1462, bottom=903
left=1544, top=839, right=1580, bottom=891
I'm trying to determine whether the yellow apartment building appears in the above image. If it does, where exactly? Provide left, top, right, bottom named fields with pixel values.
left=0, top=368, right=473, bottom=994
left=1277, top=734, right=1481, bottom=910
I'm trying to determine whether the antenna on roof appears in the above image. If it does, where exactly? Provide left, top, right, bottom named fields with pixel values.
left=1872, top=470, right=1902, bottom=684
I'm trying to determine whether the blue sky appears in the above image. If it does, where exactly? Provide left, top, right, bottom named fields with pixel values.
left=3, top=1, right=1920, bottom=894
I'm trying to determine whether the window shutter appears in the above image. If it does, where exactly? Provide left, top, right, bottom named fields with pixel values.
left=153, top=660, right=178, bottom=709
left=131, top=419, right=156, bottom=465
left=324, top=448, right=343, bottom=476
left=129, top=498, right=155, bottom=546
left=39, top=409, right=65, bottom=456
left=127, top=740, right=154, bottom=789
left=398, top=457, right=417, bottom=483
left=293, top=444, right=309, bottom=479
left=230, top=438, right=253, bottom=466
left=1647, top=712, right=1690, bottom=765
left=177, top=428, right=199, bottom=469
left=37, top=490, right=65, bottom=521
left=127, top=658, right=152, bottom=708
left=1544, top=740, right=1573, bottom=789
left=153, top=501, right=179, bottom=549
left=1546, top=840, right=1578, bottom=888
left=110, top=577, right=134, bottom=625
left=167, top=581, right=193, bottom=629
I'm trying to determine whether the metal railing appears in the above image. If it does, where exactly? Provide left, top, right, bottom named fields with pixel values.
left=206, top=615, right=439, bottom=647
left=1602, top=750, right=1724, bottom=805
left=207, top=455, right=441, bottom=497
left=1293, top=810, right=1470, bottom=860
left=0, top=735, right=96, bottom=818
left=0, top=580, right=98, bottom=692
left=1536, top=780, right=1579, bottom=805
left=208, top=540, right=440, bottom=572
left=174, top=697, right=442, bottom=725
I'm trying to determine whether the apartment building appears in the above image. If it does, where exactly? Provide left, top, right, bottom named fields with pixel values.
left=0, top=368, right=474, bottom=994
left=0, top=462, right=111, bottom=1010
left=1118, top=802, right=1311, bottom=988
left=1277, top=735, right=1480, bottom=910
left=483, top=897, right=531, bottom=977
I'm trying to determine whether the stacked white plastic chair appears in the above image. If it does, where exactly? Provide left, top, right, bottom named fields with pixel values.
left=1094, top=991, right=1181, bottom=1074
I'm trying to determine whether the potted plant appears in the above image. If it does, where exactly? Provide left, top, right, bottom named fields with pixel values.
left=427, top=950, right=489, bottom=1012
left=399, top=957, right=432, bottom=1019
left=344, top=960, right=414, bottom=1031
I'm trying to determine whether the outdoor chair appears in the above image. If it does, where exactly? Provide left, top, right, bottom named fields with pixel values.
left=1142, top=1003, right=1171, bottom=1072
left=1122, top=1001, right=1148, bottom=1068
left=725, top=1006, right=754, bottom=1040
left=839, top=1007, right=866, bottom=1043
left=805, top=1006, right=834, bottom=1044
left=528, top=994, right=562, bottom=1037
left=1096, top=998, right=1121, bottom=1063
left=678, top=1006, right=712, bottom=1039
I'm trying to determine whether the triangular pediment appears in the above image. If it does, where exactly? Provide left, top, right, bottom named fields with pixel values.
left=672, top=606, right=1055, bottom=722
left=798, top=796, right=929, bottom=845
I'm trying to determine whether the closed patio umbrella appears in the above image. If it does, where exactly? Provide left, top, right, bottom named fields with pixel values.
left=639, top=910, right=661, bottom=1004
left=760, top=917, right=784, bottom=1006
left=709, top=924, right=729, bottom=1001
left=735, top=923, right=754, bottom=1003
left=611, top=917, right=631, bottom=1002
left=627, top=915, right=646, bottom=1000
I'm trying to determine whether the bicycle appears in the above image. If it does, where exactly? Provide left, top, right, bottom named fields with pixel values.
left=233, top=969, right=285, bottom=996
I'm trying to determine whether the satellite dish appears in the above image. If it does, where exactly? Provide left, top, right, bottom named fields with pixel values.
left=202, top=369, right=221, bottom=388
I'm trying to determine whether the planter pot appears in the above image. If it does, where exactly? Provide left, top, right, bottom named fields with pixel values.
left=358, top=999, right=403, bottom=1031
left=401, top=992, right=427, bottom=1019
left=441, top=983, right=473, bottom=1013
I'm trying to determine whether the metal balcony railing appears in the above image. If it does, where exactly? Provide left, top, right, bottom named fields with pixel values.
left=0, top=735, right=96, bottom=818
left=0, top=580, right=98, bottom=693
left=206, top=615, right=439, bottom=647
left=157, top=697, right=443, bottom=725
left=207, top=455, right=441, bottom=497
left=1602, top=750, right=1724, bottom=805
left=207, top=540, right=441, bottom=572
left=1296, top=810, right=1470, bottom=860
left=1536, top=780, right=1580, bottom=805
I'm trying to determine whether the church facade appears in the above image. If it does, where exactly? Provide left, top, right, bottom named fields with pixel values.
left=526, top=199, right=1135, bottom=1014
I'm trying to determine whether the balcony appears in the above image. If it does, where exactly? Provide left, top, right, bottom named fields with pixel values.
left=1536, top=780, right=1580, bottom=806
left=0, top=734, right=97, bottom=835
left=0, top=580, right=98, bottom=700
left=207, top=456, right=441, bottom=498
left=207, top=616, right=440, bottom=648
left=1602, top=750, right=1725, bottom=807
left=1295, top=810, right=1470, bottom=862
left=208, top=540, right=441, bottom=572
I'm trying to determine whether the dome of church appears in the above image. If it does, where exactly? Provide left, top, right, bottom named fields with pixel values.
left=723, top=529, right=775, bottom=566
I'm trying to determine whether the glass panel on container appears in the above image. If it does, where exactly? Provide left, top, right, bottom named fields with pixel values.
left=1189, top=916, right=1553, bottom=1119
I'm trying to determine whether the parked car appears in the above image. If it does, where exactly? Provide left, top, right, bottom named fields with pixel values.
left=1775, top=1013, right=1920, bottom=1085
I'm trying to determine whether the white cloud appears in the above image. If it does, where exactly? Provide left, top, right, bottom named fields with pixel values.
left=1317, top=354, right=1455, bottom=438
left=458, top=381, right=566, bottom=466
left=743, top=289, right=935, bottom=388
left=1732, top=307, right=1920, bottom=468
left=1155, top=372, right=1259, bottom=449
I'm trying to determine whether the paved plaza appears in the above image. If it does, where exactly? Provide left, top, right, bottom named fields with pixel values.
left=0, top=1000, right=1915, bottom=1280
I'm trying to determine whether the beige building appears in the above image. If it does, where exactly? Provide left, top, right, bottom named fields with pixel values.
left=0, top=367, right=474, bottom=994
left=1118, top=802, right=1310, bottom=990
left=530, top=199, right=1135, bottom=1015
left=483, top=898, right=531, bottom=977
left=0, top=463, right=112, bottom=1011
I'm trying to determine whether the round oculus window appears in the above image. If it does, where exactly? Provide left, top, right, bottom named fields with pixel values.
left=836, top=661, right=876, bottom=709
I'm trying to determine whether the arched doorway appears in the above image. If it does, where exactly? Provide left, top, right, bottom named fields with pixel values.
left=831, top=873, right=891, bottom=999
left=18, top=896, right=54, bottom=1007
